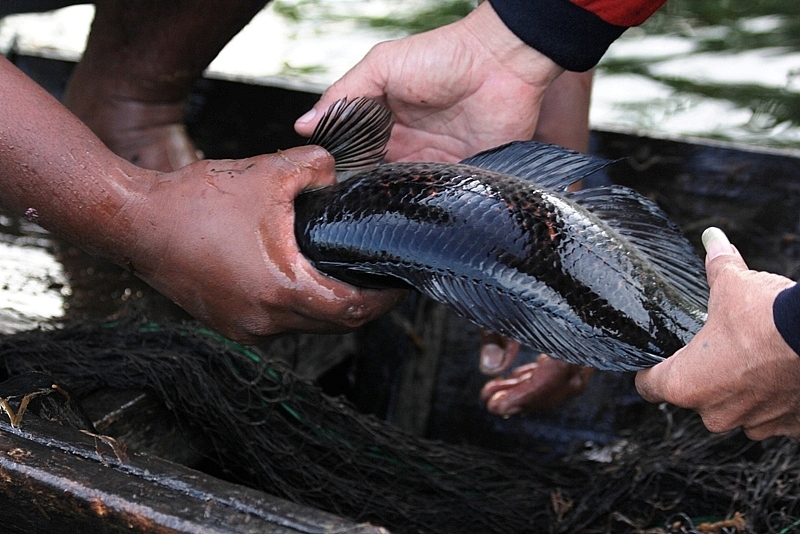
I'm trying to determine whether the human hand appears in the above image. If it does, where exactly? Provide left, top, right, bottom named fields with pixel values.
left=478, top=330, right=593, bottom=416
left=636, top=227, right=800, bottom=440
left=295, top=2, right=563, bottom=163
left=119, top=146, right=406, bottom=343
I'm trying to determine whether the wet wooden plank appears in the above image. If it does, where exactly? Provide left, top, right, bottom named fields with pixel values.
left=0, top=414, right=388, bottom=533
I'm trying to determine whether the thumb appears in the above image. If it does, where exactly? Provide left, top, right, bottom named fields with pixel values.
left=294, top=57, right=386, bottom=137
left=637, top=228, right=749, bottom=405
left=701, top=227, right=748, bottom=287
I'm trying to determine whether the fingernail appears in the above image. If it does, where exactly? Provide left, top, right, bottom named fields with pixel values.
left=480, top=344, right=505, bottom=374
left=296, top=108, right=316, bottom=125
left=701, top=227, right=735, bottom=260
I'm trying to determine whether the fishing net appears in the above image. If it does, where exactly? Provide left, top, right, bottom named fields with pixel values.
left=0, top=316, right=799, bottom=534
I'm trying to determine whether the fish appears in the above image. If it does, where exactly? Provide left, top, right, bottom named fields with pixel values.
left=294, top=97, right=709, bottom=371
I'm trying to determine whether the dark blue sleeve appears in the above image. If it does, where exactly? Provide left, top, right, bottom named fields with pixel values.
left=488, top=0, right=626, bottom=72
left=773, top=283, right=800, bottom=357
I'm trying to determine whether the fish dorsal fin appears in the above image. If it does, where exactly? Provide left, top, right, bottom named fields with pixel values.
left=459, top=141, right=613, bottom=191
left=568, top=185, right=709, bottom=310
left=307, top=97, right=394, bottom=172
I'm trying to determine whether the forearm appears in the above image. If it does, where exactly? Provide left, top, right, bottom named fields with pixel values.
left=0, top=57, right=148, bottom=262
left=1, top=58, right=404, bottom=341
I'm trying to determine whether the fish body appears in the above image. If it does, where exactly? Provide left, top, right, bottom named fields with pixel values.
left=295, top=98, right=708, bottom=371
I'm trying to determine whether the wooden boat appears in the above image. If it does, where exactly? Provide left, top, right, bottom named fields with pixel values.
left=2, top=48, right=800, bottom=532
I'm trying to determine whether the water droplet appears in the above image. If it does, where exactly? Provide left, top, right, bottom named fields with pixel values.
left=24, top=207, right=39, bottom=223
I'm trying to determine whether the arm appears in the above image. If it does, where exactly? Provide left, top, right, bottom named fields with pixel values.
left=63, top=0, right=271, bottom=172
left=636, top=228, right=800, bottom=440
left=0, top=57, right=143, bottom=261
left=0, top=57, right=404, bottom=342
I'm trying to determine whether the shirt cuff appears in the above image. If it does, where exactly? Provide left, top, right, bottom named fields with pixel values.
left=773, top=283, right=800, bottom=357
left=488, top=0, right=627, bottom=71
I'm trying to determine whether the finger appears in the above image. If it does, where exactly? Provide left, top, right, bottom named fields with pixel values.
left=480, top=361, right=545, bottom=403
left=482, top=356, right=588, bottom=415
left=742, top=419, right=784, bottom=441
left=479, top=330, right=520, bottom=375
left=701, top=227, right=748, bottom=287
left=287, top=251, right=408, bottom=329
left=272, top=145, right=338, bottom=192
left=287, top=286, right=408, bottom=333
left=480, top=361, right=535, bottom=399
left=635, top=355, right=675, bottom=404
left=636, top=228, right=748, bottom=405
left=744, top=413, right=800, bottom=441
left=257, top=145, right=405, bottom=327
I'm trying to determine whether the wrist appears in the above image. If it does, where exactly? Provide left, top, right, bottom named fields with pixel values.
left=72, top=162, right=159, bottom=272
left=103, top=166, right=173, bottom=280
left=460, top=2, right=564, bottom=89
left=0, top=57, right=164, bottom=276
left=487, top=0, right=627, bottom=71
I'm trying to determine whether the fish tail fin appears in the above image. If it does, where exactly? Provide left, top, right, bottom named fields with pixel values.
left=307, top=97, right=394, bottom=172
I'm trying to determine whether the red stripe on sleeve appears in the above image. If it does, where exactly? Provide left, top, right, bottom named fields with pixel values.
left=570, top=0, right=667, bottom=26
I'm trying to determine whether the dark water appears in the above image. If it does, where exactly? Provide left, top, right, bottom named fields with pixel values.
left=593, top=0, right=800, bottom=147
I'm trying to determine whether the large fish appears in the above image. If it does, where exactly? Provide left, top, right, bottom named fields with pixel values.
left=294, top=98, right=709, bottom=371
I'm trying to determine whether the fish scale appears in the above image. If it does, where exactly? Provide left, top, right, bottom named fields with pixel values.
left=295, top=98, right=709, bottom=371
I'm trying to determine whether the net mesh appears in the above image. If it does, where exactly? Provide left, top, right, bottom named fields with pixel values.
left=0, top=317, right=799, bottom=534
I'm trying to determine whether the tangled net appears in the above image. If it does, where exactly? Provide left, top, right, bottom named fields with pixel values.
left=0, top=317, right=799, bottom=534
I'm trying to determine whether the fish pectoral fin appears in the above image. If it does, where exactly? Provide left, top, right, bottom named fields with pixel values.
left=306, top=97, right=394, bottom=173
left=567, top=185, right=710, bottom=310
left=459, top=141, right=614, bottom=191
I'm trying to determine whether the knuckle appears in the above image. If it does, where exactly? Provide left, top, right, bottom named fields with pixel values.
left=743, top=427, right=770, bottom=441
left=655, top=378, right=686, bottom=406
left=700, top=412, right=736, bottom=434
left=336, top=291, right=405, bottom=329
left=337, top=301, right=373, bottom=328
left=222, top=318, right=272, bottom=344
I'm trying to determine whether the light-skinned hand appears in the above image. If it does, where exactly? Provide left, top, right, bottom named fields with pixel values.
left=295, top=1, right=563, bottom=164
left=636, top=227, right=800, bottom=440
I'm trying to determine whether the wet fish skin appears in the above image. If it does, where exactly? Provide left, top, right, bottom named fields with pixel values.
left=294, top=98, right=709, bottom=371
